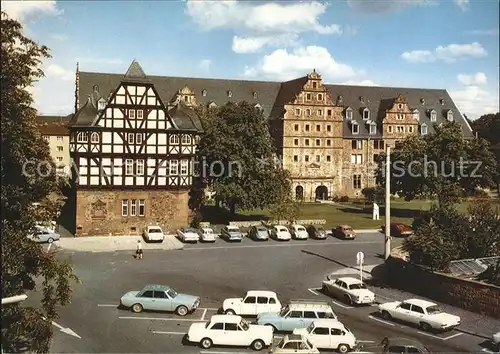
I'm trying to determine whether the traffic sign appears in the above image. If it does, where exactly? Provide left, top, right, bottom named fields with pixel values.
left=356, top=251, right=364, bottom=264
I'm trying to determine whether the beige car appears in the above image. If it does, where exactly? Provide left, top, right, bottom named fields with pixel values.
left=332, top=225, right=356, bottom=240
left=269, top=334, right=319, bottom=353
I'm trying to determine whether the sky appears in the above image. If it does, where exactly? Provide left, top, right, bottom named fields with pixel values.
left=2, top=0, right=499, bottom=120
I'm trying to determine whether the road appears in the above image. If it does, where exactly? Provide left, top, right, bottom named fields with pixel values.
left=42, top=233, right=498, bottom=353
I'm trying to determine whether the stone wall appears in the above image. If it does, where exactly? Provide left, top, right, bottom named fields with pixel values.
left=75, top=189, right=189, bottom=236
left=386, top=256, right=500, bottom=317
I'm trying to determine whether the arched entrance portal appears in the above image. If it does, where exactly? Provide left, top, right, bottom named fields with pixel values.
left=295, top=185, right=304, bottom=200
left=315, top=185, right=328, bottom=200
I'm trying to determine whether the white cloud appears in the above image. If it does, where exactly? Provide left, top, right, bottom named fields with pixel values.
left=347, top=0, right=435, bottom=13
left=45, top=64, right=74, bottom=81
left=199, top=59, right=212, bottom=71
left=244, top=46, right=358, bottom=82
left=457, top=72, right=487, bottom=86
left=341, top=80, right=379, bottom=86
left=449, top=85, right=499, bottom=119
left=1, top=0, right=62, bottom=22
left=454, top=0, right=469, bottom=11
left=401, top=42, right=487, bottom=63
left=232, top=34, right=299, bottom=54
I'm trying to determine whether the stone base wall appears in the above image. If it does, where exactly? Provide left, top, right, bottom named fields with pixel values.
left=75, top=189, right=189, bottom=236
left=386, top=257, right=500, bottom=317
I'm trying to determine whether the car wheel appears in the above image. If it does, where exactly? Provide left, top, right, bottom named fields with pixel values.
left=200, top=338, right=212, bottom=349
left=225, top=309, right=236, bottom=315
left=251, top=339, right=265, bottom=351
left=344, top=295, right=353, bottom=305
left=175, top=305, right=188, bottom=316
left=381, top=310, right=392, bottom=320
left=131, top=303, right=143, bottom=313
left=420, top=322, right=432, bottom=332
left=338, top=344, right=350, bottom=353
left=47, top=238, right=54, bottom=243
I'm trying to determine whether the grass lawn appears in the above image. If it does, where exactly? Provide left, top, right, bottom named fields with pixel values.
left=201, top=199, right=499, bottom=229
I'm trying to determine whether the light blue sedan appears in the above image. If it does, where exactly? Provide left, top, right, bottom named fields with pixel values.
left=120, top=284, right=200, bottom=316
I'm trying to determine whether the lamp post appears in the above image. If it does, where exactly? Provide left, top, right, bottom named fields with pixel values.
left=384, top=146, right=391, bottom=260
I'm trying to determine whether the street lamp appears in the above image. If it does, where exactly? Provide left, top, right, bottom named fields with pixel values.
left=384, top=146, right=391, bottom=260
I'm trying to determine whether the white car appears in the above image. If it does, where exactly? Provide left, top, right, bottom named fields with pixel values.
left=293, top=319, right=356, bottom=353
left=492, top=332, right=500, bottom=351
left=321, top=276, right=375, bottom=305
left=176, top=227, right=199, bottom=243
left=271, top=226, right=291, bottom=241
left=143, top=225, right=165, bottom=242
left=187, top=314, right=273, bottom=350
left=223, top=290, right=282, bottom=316
left=269, top=334, right=320, bottom=353
left=378, top=299, right=461, bottom=332
left=197, top=227, right=216, bottom=242
left=27, top=225, right=60, bottom=243
left=291, top=225, right=308, bottom=240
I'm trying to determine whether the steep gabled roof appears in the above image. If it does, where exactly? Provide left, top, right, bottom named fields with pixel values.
left=122, top=60, right=150, bottom=84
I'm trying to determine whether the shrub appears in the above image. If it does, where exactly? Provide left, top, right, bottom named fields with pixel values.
left=190, top=211, right=203, bottom=228
left=339, top=195, right=349, bottom=202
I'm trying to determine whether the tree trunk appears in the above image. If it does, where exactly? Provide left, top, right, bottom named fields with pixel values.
left=229, top=201, right=236, bottom=214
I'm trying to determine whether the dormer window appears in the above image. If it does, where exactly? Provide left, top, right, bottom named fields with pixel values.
left=363, top=108, right=370, bottom=120
left=253, top=91, right=257, bottom=99
left=412, top=109, right=420, bottom=120
left=312, top=82, right=317, bottom=88
left=77, top=132, right=88, bottom=143
left=447, top=110, right=454, bottom=121
left=420, top=98, right=425, bottom=105
left=337, top=95, right=343, bottom=104
left=184, top=96, right=190, bottom=102
left=430, top=110, right=437, bottom=122
left=254, top=103, right=262, bottom=111
left=92, top=85, right=99, bottom=93
left=359, top=96, right=364, bottom=104
left=346, top=107, right=353, bottom=120
left=369, top=123, right=377, bottom=135
left=181, top=135, right=192, bottom=145
left=440, top=99, right=445, bottom=105
left=97, top=98, right=106, bottom=111
left=227, top=90, right=232, bottom=98
left=202, top=89, right=207, bottom=97
left=208, top=102, right=217, bottom=108
left=305, top=109, right=311, bottom=116
left=398, top=104, right=403, bottom=109
left=90, top=132, right=99, bottom=143
left=352, top=121, right=359, bottom=134
left=421, top=123, right=428, bottom=135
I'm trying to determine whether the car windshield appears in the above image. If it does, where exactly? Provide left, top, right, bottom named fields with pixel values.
left=344, top=227, right=352, bottom=231
left=239, top=318, right=249, bottom=331
left=205, top=229, right=213, bottom=234
left=306, top=340, right=313, bottom=349
left=280, top=306, right=289, bottom=316
left=149, top=228, right=162, bottom=233
left=426, top=305, right=441, bottom=314
left=257, top=226, right=267, bottom=232
left=306, top=322, right=315, bottom=333
left=278, top=228, right=286, bottom=232
left=228, top=227, right=239, bottom=232
left=166, top=288, right=178, bottom=298
left=349, top=283, right=367, bottom=290
left=184, top=228, right=195, bottom=233
left=297, top=227, right=306, bottom=232
left=318, top=227, right=325, bottom=232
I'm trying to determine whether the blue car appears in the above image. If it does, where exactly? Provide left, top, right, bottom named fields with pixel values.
left=120, top=284, right=200, bottom=316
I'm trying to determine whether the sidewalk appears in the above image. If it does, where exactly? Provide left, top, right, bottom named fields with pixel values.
left=55, top=235, right=183, bottom=252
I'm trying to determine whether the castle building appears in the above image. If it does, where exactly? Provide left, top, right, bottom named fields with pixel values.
left=69, top=61, right=472, bottom=235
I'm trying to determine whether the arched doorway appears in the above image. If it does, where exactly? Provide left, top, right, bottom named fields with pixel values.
left=315, top=185, right=328, bottom=200
left=295, top=185, right=304, bottom=200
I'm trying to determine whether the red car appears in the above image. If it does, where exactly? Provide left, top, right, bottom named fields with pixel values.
left=381, top=223, right=414, bottom=237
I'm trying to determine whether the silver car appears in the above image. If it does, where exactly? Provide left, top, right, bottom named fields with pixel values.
left=248, top=225, right=269, bottom=241
left=221, top=226, right=243, bottom=242
left=28, top=226, right=60, bottom=243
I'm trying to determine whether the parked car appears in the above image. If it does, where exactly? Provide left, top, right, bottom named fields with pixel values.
left=290, top=225, right=308, bottom=240
left=321, top=276, right=375, bottom=305
left=306, top=225, right=327, bottom=240
left=257, top=300, right=337, bottom=332
left=269, top=334, right=319, bottom=353
left=120, top=284, right=200, bottom=316
left=492, top=332, right=500, bottom=351
left=381, top=223, right=414, bottom=237
left=222, top=290, right=282, bottom=316
left=355, top=337, right=431, bottom=353
left=293, top=319, right=356, bottom=353
left=220, top=225, right=243, bottom=242
left=378, top=299, right=460, bottom=332
left=142, top=225, right=165, bottom=243
left=176, top=227, right=200, bottom=243
left=249, top=225, right=270, bottom=241
left=332, top=225, right=356, bottom=240
left=271, top=225, right=291, bottom=241
left=186, top=314, right=273, bottom=350
left=27, top=225, right=60, bottom=243
left=197, top=227, right=216, bottom=242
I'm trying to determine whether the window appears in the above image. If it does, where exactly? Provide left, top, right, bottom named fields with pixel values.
left=430, top=110, right=437, bottom=122
left=412, top=110, right=420, bottom=120
left=77, top=132, right=88, bottom=142
left=406, top=347, right=423, bottom=353
left=137, top=160, right=144, bottom=175
left=128, top=109, right=135, bottom=119
left=169, top=135, right=179, bottom=144
left=369, top=124, right=377, bottom=135
left=253, top=91, right=257, bottom=99
left=294, top=124, right=299, bottom=131
left=326, top=155, right=331, bottom=162
left=397, top=126, right=404, bottom=133
left=257, top=297, right=268, bottom=304
left=421, top=124, right=428, bottom=135
left=169, top=160, right=179, bottom=175
left=290, top=311, right=303, bottom=318
left=400, top=302, right=412, bottom=310
left=305, top=155, right=309, bottom=162
left=128, top=133, right=134, bottom=144
left=294, top=139, right=299, bottom=146
left=98, top=99, right=106, bottom=111
left=317, top=109, right=323, bottom=116
left=317, top=93, right=323, bottom=101
left=352, top=140, right=362, bottom=150
left=346, top=108, right=353, bottom=120
left=153, top=291, right=167, bottom=298
left=139, top=200, right=145, bottom=216
left=140, top=290, right=153, bottom=298
left=211, top=323, right=224, bottom=330
left=181, top=135, right=192, bottom=145
left=125, top=159, right=133, bottom=175
left=388, top=126, right=393, bottom=133
left=305, top=139, right=310, bottom=146
left=57, top=146, right=63, bottom=152
left=327, top=109, right=332, bottom=117
left=293, top=155, right=298, bottom=162
left=315, top=139, right=320, bottom=146
left=411, top=305, right=424, bottom=314
left=131, top=200, right=137, bottom=216
left=305, top=109, right=311, bottom=116
left=303, top=311, right=317, bottom=319
left=57, top=136, right=64, bottom=141
left=374, top=140, right=385, bottom=149
left=326, top=125, right=332, bottom=133
left=326, top=139, right=331, bottom=147
left=202, top=89, right=207, bottom=96
left=91, top=132, right=99, bottom=143
left=184, top=96, right=189, bottom=102
left=351, top=154, right=363, bottom=164
left=228, top=90, right=232, bottom=97
left=396, top=114, right=404, bottom=120
left=225, top=323, right=238, bottom=331
left=352, top=122, right=359, bottom=134
left=312, top=82, right=317, bottom=88
left=331, top=328, right=344, bottom=336
left=244, top=296, right=256, bottom=304
left=363, top=108, right=370, bottom=120
left=305, top=124, right=310, bottom=131
left=316, top=124, right=321, bottom=132
left=373, top=154, right=380, bottom=163
left=447, top=110, right=454, bottom=121
left=56, top=157, right=63, bottom=162
left=137, top=110, right=143, bottom=119
left=295, top=108, right=301, bottom=116
left=313, top=327, right=330, bottom=335
left=353, top=175, right=362, bottom=189
left=122, top=200, right=128, bottom=216
left=408, top=126, right=414, bottom=133
left=136, top=133, right=143, bottom=144
left=306, top=93, right=311, bottom=100
left=180, top=160, right=188, bottom=175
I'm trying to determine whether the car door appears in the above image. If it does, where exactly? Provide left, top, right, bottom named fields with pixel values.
left=267, top=296, right=280, bottom=312
left=153, top=290, right=173, bottom=311
left=409, top=304, right=425, bottom=325
left=209, top=322, right=224, bottom=345
left=396, top=302, right=413, bottom=322
left=311, top=326, right=330, bottom=349
left=223, top=323, right=244, bottom=345
left=241, top=296, right=257, bottom=315
left=330, top=327, right=345, bottom=349
left=138, top=290, right=154, bottom=310
left=283, top=310, right=304, bottom=331
left=257, top=296, right=270, bottom=314
left=302, top=311, right=317, bottom=328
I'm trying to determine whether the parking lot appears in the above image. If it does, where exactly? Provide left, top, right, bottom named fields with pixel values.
left=45, top=232, right=499, bottom=353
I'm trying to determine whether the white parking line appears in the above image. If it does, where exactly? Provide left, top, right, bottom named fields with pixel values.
left=308, top=288, right=320, bottom=296
left=481, top=349, right=496, bottom=353
left=119, top=316, right=206, bottom=322
left=201, top=309, right=208, bottom=321
left=357, top=340, right=376, bottom=343
left=417, top=331, right=463, bottom=341
left=183, top=241, right=379, bottom=251
left=368, top=315, right=394, bottom=326
left=330, top=299, right=353, bottom=309
left=152, top=331, right=185, bottom=335
left=97, top=304, right=117, bottom=307
left=199, top=308, right=219, bottom=311
left=443, top=332, right=463, bottom=340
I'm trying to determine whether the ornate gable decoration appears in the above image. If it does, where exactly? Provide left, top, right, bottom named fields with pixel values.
left=307, top=162, right=321, bottom=169
left=90, top=199, right=107, bottom=220
left=173, top=86, right=197, bottom=106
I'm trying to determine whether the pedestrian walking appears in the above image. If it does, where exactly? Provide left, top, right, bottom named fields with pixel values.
left=136, top=240, right=143, bottom=259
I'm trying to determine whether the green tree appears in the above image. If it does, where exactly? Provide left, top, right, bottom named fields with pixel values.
left=191, top=102, right=292, bottom=214
left=375, top=121, right=497, bottom=207
left=471, top=112, right=500, bottom=190
left=361, top=186, right=385, bottom=203
left=1, top=12, right=78, bottom=352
